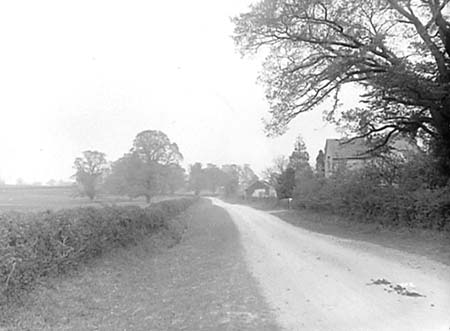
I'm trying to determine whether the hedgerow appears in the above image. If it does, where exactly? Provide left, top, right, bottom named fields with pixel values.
left=0, top=198, right=196, bottom=300
left=293, top=155, right=450, bottom=232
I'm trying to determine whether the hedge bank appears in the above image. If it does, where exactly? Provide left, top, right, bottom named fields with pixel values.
left=0, top=198, right=196, bottom=300
left=293, top=163, right=450, bottom=232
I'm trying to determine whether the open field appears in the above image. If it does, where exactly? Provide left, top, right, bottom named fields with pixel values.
left=0, top=186, right=179, bottom=212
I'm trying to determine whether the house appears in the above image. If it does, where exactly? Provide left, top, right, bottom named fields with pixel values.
left=324, top=136, right=417, bottom=178
left=324, top=138, right=372, bottom=177
left=245, top=181, right=277, bottom=198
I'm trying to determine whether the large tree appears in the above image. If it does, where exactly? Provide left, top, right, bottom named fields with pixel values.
left=73, top=150, right=108, bottom=200
left=105, top=153, right=170, bottom=203
left=105, top=130, right=185, bottom=202
left=132, top=130, right=183, bottom=165
left=233, top=0, right=450, bottom=178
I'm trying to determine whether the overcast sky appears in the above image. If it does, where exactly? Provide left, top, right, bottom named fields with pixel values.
left=0, top=0, right=342, bottom=184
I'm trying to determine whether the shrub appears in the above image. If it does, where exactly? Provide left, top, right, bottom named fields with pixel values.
left=292, top=156, right=450, bottom=232
left=0, top=198, right=196, bottom=300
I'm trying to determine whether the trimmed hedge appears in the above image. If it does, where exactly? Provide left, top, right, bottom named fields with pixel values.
left=0, top=198, right=196, bottom=300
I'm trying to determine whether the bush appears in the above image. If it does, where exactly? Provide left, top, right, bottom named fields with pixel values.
left=0, top=198, right=196, bottom=300
left=292, top=156, right=450, bottom=232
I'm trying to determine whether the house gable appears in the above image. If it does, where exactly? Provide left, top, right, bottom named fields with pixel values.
left=324, top=136, right=418, bottom=177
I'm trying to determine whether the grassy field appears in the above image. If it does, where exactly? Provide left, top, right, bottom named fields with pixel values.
left=0, top=186, right=173, bottom=212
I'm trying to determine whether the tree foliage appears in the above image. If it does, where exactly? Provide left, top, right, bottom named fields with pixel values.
left=239, top=164, right=259, bottom=188
left=73, top=150, right=108, bottom=200
left=188, top=162, right=205, bottom=195
left=315, top=149, right=325, bottom=176
left=221, top=164, right=242, bottom=196
left=203, top=163, right=227, bottom=194
left=263, top=136, right=313, bottom=198
left=132, top=130, right=183, bottom=165
left=277, top=167, right=296, bottom=198
left=105, top=130, right=185, bottom=202
left=233, top=0, right=450, bottom=177
left=288, top=135, right=310, bottom=173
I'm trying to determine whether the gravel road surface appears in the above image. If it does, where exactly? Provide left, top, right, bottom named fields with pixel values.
left=212, top=198, right=450, bottom=331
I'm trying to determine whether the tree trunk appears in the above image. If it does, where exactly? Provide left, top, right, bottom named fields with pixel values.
left=431, top=104, right=450, bottom=182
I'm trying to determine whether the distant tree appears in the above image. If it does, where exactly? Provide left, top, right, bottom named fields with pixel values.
left=105, top=130, right=185, bottom=202
left=276, top=167, right=296, bottom=199
left=238, top=164, right=259, bottom=189
left=132, top=130, right=183, bottom=165
left=262, top=155, right=289, bottom=188
left=221, top=164, right=241, bottom=196
left=15, top=178, right=25, bottom=186
left=289, top=135, right=310, bottom=174
left=188, top=163, right=205, bottom=195
left=315, top=150, right=325, bottom=177
left=203, top=164, right=226, bottom=194
left=105, top=153, right=167, bottom=202
left=164, top=164, right=186, bottom=194
left=262, top=156, right=295, bottom=198
left=233, top=0, right=450, bottom=179
left=46, top=179, right=57, bottom=186
left=73, top=150, right=108, bottom=200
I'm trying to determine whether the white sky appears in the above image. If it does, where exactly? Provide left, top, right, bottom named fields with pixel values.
left=0, top=0, right=343, bottom=184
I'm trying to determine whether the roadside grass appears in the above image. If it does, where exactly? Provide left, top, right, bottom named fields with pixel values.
left=276, top=209, right=450, bottom=265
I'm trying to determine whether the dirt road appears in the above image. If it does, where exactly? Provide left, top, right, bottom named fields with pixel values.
left=212, top=198, right=450, bottom=331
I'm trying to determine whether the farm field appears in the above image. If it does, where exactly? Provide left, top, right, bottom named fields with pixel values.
left=0, top=186, right=173, bottom=212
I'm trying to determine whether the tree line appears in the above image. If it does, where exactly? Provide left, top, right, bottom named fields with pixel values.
left=188, top=163, right=258, bottom=196
left=73, top=130, right=259, bottom=201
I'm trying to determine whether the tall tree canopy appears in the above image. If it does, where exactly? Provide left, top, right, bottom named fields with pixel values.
left=105, top=130, right=185, bottom=202
left=132, top=130, right=183, bottom=165
left=233, top=0, right=450, bottom=177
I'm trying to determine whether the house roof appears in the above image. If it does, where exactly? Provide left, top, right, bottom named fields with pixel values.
left=325, top=138, right=372, bottom=160
left=325, top=135, right=418, bottom=161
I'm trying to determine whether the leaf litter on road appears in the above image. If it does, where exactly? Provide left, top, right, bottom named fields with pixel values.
left=367, top=278, right=426, bottom=297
